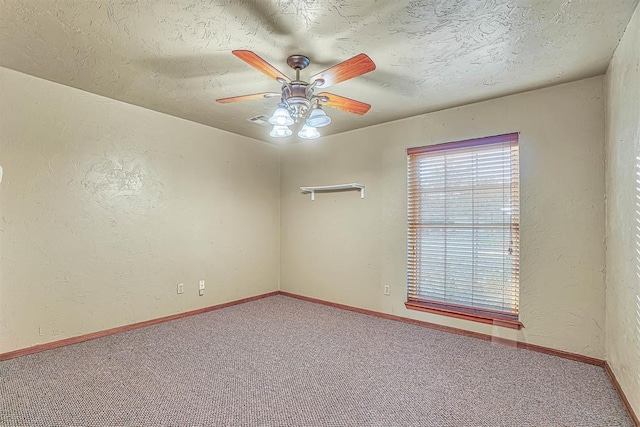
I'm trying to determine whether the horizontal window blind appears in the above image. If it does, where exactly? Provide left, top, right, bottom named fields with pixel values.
left=407, top=133, right=520, bottom=321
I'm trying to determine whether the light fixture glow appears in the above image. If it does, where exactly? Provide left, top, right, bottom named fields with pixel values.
left=269, top=125, right=292, bottom=138
left=306, top=106, right=331, bottom=128
left=269, top=103, right=294, bottom=126
left=298, top=125, right=321, bottom=140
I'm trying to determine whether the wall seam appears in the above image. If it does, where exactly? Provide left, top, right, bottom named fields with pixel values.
left=277, top=148, right=282, bottom=291
left=603, top=72, right=610, bottom=363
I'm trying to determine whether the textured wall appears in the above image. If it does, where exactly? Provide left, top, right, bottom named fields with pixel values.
left=0, top=67, right=280, bottom=354
left=280, top=77, right=606, bottom=358
left=605, top=3, right=640, bottom=416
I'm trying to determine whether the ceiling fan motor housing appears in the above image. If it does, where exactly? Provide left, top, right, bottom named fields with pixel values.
left=282, top=83, right=313, bottom=122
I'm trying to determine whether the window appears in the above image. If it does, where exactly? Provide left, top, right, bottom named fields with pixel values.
left=406, top=133, right=521, bottom=329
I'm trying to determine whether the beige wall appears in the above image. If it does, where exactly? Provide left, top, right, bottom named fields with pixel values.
left=281, top=77, right=607, bottom=359
left=0, top=67, right=281, bottom=354
left=605, top=2, right=640, bottom=416
left=0, top=61, right=614, bottom=364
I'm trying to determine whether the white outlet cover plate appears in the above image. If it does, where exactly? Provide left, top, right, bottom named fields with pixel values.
left=199, top=280, right=205, bottom=290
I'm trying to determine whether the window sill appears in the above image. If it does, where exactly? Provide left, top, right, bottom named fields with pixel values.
left=405, top=301, right=523, bottom=330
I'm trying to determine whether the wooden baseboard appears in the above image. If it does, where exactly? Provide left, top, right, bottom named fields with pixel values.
left=279, top=292, right=640, bottom=420
left=277, top=291, right=604, bottom=367
left=3, top=289, right=636, bottom=424
left=0, top=291, right=279, bottom=361
left=2, top=289, right=607, bottom=370
left=605, top=362, right=640, bottom=426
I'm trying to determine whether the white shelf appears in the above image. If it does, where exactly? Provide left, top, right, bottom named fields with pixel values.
left=300, top=183, right=365, bottom=201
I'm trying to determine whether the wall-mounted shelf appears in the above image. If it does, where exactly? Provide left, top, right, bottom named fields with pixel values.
left=300, top=183, right=365, bottom=201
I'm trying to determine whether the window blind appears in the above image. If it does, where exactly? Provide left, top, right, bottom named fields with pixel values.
left=407, top=133, right=520, bottom=322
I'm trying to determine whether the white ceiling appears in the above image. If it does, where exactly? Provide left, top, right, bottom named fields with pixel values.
left=1, top=0, right=637, bottom=144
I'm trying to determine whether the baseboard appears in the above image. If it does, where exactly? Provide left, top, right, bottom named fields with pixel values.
left=278, top=292, right=640, bottom=421
left=605, top=362, right=640, bottom=426
left=2, top=289, right=605, bottom=369
left=0, top=291, right=279, bottom=361
left=277, top=291, right=604, bottom=367
left=3, top=289, right=636, bottom=423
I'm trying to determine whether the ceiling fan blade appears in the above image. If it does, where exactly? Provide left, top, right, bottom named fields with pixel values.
left=216, top=92, right=280, bottom=104
left=318, top=92, right=371, bottom=115
left=311, top=54, right=376, bottom=89
left=232, top=50, right=291, bottom=83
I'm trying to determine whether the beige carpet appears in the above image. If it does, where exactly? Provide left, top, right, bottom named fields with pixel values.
left=0, top=295, right=632, bottom=426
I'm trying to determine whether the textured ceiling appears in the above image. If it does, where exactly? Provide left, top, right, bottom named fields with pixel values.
left=1, top=0, right=638, bottom=144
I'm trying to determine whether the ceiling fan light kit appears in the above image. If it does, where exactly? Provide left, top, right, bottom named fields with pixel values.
left=298, top=124, right=321, bottom=140
left=216, top=50, right=376, bottom=142
left=269, top=125, right=293, bottom=138
left=269, top=103, right=295, bottom=126
left=306, top=106, right=331, bottom=128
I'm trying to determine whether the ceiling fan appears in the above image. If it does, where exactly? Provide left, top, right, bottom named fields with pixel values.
left=216, top=50, right=376, bottom=140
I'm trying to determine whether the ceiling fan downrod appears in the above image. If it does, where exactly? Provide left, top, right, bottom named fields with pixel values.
left=278, top=54, right=319, bottom=122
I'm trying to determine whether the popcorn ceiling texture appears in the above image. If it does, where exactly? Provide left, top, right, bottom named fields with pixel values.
left=0, top=66, right=281, bottom=354
left=0, top=0, right=636, bottom=143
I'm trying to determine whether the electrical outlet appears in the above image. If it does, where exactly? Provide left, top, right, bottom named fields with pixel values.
left=199, top=280, right=205, bottom=296
left=177, top=283, right=184, bottom=294
left=384, top=284, right=390, bottom=295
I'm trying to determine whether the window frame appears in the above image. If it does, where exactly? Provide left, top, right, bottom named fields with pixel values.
left=405, top=133, right=522, bottom=330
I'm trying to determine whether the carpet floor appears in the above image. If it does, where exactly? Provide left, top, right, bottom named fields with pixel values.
left=0, top=295, right=632, bottom=426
